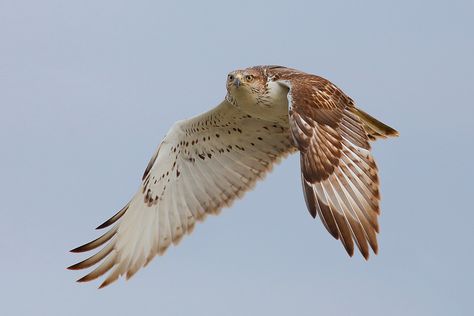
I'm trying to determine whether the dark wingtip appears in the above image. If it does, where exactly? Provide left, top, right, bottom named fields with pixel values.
left=345, top=246, right=354, bottom=258
left=96, top=222, right=109, bottom=230
left=98, top=280, right=111, bottom=289
left=390, top=129, right=400, bottom=137
left=67, top=263, right=81, bottom=270
left=96, top=218, right=115, bottom=230
left=70, top=245, right=88, bottom=253
left=96, top=203, right=129, bottom=230
left=76, top=275, right=89, bottom=283
left=382, top=126, right=399, bottom=138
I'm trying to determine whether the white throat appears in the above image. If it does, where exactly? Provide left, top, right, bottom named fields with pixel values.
left=229, top=80, right=290, bottom=124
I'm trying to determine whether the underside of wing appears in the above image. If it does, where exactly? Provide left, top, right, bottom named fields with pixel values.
left=69, top=100, right=295, bottom=287
left=276, top=72, right=381, bottom=259
left=297, top=108, right=380, bottom=259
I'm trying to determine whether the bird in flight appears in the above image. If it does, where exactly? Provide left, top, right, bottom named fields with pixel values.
left=69, top=65, right=398, bottom=288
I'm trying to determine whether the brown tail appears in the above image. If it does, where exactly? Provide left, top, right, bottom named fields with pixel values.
left=351, top=107, right=399, bottom=141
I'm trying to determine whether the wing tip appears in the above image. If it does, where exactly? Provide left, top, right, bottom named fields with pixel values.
left=70, top=245, right=88, bottom=253
left=96, top=203, right=130, bottom=230
left=372, top=244, right=379, bottom=256
left=98, top=279, right=113, bottom=289
left=74, top=276, right=115, bottom=289
left=348, top=247, right=354, bottom=257
left=361, top=243, right=379, bottom=260
left=95, top=223, right=109, bottom=230
left=390, top=129, right=400, bottom=137
left=76, top=275, right=92, bottom=283
left=67, top=262, right=82, bottom=271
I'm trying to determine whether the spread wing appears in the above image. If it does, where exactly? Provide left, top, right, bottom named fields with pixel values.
left=69, top=100, right=295, bottom=288
left=276, top=71, right=380, bottom=259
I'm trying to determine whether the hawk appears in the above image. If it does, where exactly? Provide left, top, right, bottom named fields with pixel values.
left=69, top=65, right=398, bottom=288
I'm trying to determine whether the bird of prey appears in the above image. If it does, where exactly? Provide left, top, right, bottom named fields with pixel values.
left=69, top=65, right=398, bottom=288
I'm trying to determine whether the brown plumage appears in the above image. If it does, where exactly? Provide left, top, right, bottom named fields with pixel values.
left=266, top=66, right=396, bottom=258
left=69, top=65, right=398, bottom=287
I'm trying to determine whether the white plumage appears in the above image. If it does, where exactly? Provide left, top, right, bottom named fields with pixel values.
left=70, top=100, right=295, bottom=288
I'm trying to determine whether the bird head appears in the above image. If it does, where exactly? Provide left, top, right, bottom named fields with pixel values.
left=225, top=67, right=268, bottom=107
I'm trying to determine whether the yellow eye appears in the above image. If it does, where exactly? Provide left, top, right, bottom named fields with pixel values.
left=245, top=75, right=253, bottom=81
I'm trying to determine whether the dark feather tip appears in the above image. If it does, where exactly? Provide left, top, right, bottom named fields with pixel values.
left=67, top=263, right=80, bottom=270
left=98, top=280, right=111, bottom=289
left=76, top=275, right=93, bottom=283
left=70, top=244, right=88, bottom=253
left=96, top=222, right=110, bottom=230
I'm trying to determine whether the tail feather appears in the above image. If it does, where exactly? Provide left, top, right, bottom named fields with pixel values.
left=351, top=108, right=399, bottom=140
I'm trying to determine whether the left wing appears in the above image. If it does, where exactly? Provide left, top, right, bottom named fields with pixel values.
left=273, top=68, right=381, bottom=259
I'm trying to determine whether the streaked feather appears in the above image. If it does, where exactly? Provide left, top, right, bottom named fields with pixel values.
left=69, top=100, right=294, bottom=287
left=275, top=67, right=394, bottom=259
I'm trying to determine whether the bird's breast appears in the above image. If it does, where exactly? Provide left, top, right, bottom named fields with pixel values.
left=230, top=80, right=290, bottom=125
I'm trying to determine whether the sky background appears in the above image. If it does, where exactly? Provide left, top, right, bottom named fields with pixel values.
left=1, top=0, right=473, bottom=315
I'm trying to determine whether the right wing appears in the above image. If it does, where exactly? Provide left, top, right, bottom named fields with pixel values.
left=69, top=100, right=295, bottom=288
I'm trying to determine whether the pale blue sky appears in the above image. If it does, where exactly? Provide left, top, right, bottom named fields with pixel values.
left=1, top=1, right=473, bottom=315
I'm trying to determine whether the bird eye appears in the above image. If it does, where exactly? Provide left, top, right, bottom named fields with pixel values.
left=245, top=75, right=253, bottom=81
left=228, top=74, right=234, bottom=81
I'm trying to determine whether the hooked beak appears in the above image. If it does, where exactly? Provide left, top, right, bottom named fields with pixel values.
left=233, top=78, right=241, bottom=88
